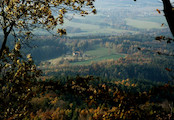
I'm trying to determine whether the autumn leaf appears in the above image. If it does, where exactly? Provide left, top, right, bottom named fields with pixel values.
left=161, top=23, right=164, bottom=27
left=137, top=47, right=141, bottom=50
left=165, top=68, right=172, bottom=72
left=156, top=9, right=161, bottom=14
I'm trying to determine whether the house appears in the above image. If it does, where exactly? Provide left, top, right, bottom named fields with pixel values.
left=72, top=51, right=81, bottom=57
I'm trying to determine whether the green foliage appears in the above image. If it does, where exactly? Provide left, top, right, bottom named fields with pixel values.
left=39, top=34, right=174, bottom=82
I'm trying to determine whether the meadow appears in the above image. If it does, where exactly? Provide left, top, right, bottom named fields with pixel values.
left=60, top=12, right=166, bottom=37
left=62, top=18, right=132, bottom=37
left=45, top=45, right=125, bottom=66
left=71, top=46, right=125, bottom=65
left=125, top=18, right=162, bottom=29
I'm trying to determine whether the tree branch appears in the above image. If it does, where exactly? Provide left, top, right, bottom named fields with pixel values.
left=0, top=21, right=15, bottom=57
left=162, top=0, right=174, bottom=37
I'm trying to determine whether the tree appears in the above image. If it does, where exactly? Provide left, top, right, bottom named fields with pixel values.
left=0, top=0, right=96, bottom=119
left=0, top=43, right=42, bottom=119
left=0, top=0, right=96, bottom=56
left=162, top=0, right=174, bottom=37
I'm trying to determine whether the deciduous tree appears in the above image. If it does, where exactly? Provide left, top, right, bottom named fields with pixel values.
left=0, top=43, right=42, bottom=119
left=0, top=0, right=96, bottom=56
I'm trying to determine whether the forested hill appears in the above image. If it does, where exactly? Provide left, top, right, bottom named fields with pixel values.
left=28, top=33, right=174, bottom=83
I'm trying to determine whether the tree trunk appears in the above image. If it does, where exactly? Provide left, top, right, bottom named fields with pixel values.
left=0, top=33, right=8, bottom=57
left=0, top=20, right=14, bottom=57
left=162, top=0, right=174, bottom=37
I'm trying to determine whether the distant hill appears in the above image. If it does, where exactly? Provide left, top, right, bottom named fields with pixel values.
left=95, top=0, right=161, bottom=7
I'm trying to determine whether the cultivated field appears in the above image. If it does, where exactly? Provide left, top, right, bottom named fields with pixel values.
left=71, top=46, right=125, bottom=65
left=45, top=45, right=125, bottom=66
left=125, top=18, right=162, bottom=29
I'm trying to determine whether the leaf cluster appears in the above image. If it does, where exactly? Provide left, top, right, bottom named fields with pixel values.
left=0, top=0, right=96, bottom=37
left=0, top=42, right=41, bottom=119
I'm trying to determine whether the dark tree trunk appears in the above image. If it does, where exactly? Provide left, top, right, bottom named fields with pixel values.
left=0, top=32, right=8, bottom=57
left=0, top=21, right=14, bottom=57
left=162, top=0, right=174, bottom=37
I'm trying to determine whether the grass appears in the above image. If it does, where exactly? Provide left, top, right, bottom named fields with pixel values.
left=56, top=16, right=135, bottom=37
left=46, top=46, right=125, bottom=66
left=71, top=46, right=125, bottom=65
left=70, top=54, right=124, bottom=65
left=135, top=16, right=167, bottom=24
left=85, top=46, right=113, bottom=56
left=125, top=18, right=162, bottom=29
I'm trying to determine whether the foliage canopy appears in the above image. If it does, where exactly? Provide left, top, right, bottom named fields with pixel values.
left=0, top=0, right=96, bottom=56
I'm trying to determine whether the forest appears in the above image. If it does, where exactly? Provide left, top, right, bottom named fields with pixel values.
left=0, top=0, right=174, bottom=120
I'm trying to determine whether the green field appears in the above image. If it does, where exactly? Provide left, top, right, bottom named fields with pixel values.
left=71, top=46, right=125, bottom=65
left=55, top=14, right=166, bottom=37
left=135, top=16, right=167, bottom=24
left=125, top=18, right=162, bottom=29
left=70, top=54, right=125, bottom=65
left=37, top=8, right=166, bottom=36
left=61, top=19, right=133, bottom=37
